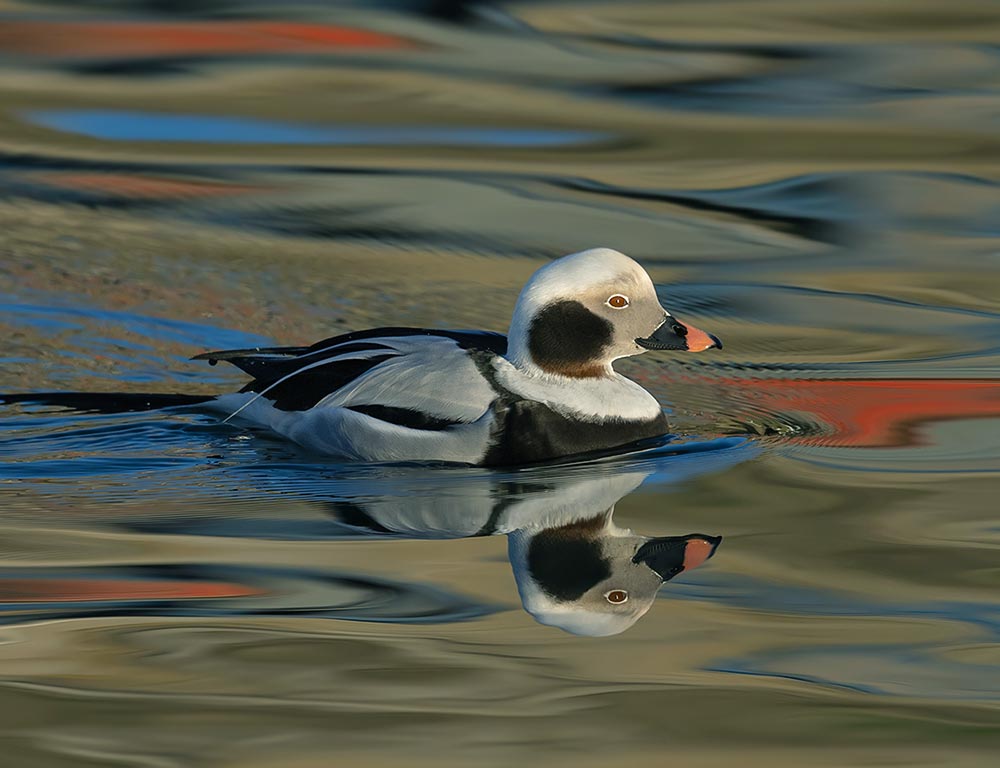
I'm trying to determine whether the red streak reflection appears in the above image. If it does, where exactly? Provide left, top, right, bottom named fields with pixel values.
left=0, top=578, right=262, bottom=603
left=719, top=378, right=1000, bottom=447
left=27, top=171, right=268, bottom=200
left=0, top=20, right=416, bottom=59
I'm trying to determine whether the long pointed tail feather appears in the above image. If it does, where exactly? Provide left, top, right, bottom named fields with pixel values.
left=0, top=392, right=216, bottom=414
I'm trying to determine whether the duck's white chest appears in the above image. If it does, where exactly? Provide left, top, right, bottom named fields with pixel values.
left=490, top=358, right=662, bottom=422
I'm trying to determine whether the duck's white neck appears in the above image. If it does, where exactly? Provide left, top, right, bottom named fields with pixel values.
left=491, top=356, right=662, bottom=422
left=505, top=307, right=538, bottom=371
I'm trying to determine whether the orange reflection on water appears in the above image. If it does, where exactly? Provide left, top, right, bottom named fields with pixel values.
left=25, top=171, right=271, bottom=201
left=723, top=378, right=1000, bottom=447
left=0, top=578, right=262, bottom=603
left=0, top=20, right=417, bottom=59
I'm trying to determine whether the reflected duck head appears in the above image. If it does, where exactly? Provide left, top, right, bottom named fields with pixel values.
left=508, top=512, right=721, bottom=637
left=324, top=467, right=725, bottom=637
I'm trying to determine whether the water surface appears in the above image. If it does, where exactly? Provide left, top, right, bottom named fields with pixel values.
left=1, top=1, right=999, bottom=766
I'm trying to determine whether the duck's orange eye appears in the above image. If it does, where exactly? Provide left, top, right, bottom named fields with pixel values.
left=605, top=590, right=629, bottom=604
left=607, top=295, right=629, bottom=309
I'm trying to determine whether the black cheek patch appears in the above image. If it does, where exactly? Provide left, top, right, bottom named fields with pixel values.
left=527, top=300, right=613, bottom=374
left=527, top=531, right=611, bottom=602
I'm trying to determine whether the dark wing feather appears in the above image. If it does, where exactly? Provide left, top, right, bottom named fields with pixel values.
left=191, top=345, right=310, bottom=376
left=194, top=327, right=508, bottom=413
left=195, top=327, right=506, bottom=378
left=194, top=342, right=395, bottom=382
left=245, top=354, right=396, bottom=411
left=300, top=327, right=508, bottom=356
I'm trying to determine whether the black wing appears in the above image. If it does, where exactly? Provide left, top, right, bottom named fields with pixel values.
left=194, top=327, right=508, bottom=412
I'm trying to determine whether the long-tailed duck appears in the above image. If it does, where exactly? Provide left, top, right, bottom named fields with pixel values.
left=195, top=247, right=720, bottom=465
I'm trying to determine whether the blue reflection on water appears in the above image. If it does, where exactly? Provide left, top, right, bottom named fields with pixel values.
left=0, top=298, right=271, bottom=350
left=24, top=109, right=611, bottom=147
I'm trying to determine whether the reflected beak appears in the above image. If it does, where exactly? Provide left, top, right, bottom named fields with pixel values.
left=632, top=534, right=722, bottom=582
left=636, top=316, right=722, bottom=352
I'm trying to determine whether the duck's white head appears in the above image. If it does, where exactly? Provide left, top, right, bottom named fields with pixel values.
left=506, top=248, right=720, bottom=377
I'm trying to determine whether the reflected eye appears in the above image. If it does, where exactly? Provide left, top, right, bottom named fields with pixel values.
left=605, top=589, right=629, bottom=604
left=607, top=295, right=629, bottom=309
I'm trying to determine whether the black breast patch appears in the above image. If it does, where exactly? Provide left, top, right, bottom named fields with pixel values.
left=527, top=300, right=612, bottom=376
left=482, top=400, right=668, bottom=467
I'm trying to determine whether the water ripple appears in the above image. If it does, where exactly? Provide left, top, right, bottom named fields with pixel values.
left=0, top=564, right=498, bottom=626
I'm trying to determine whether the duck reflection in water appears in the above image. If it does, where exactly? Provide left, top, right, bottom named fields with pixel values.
left=328, top=469, right=720, bottom=637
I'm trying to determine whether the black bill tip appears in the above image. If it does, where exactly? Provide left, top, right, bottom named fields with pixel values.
left=632, top=534, right=722, bottom=581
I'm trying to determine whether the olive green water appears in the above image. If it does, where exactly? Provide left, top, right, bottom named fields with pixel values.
left=1, top=1, right=999, bottom=766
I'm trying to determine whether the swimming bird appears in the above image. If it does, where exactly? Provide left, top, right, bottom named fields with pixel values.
left=194, top=247, right=721, bottom=465
left=1, top=248, right=720, bottom=465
